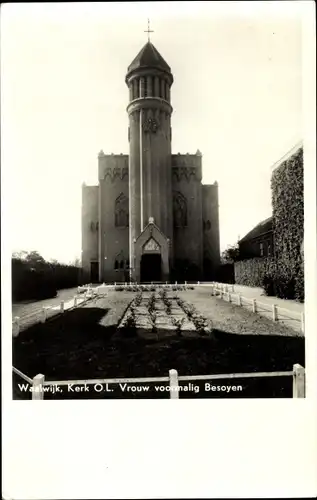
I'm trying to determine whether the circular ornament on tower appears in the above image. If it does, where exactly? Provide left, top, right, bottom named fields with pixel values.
left=143, top=117, right=158, bottom=133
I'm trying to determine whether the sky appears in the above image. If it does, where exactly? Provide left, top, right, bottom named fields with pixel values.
left=2, top=2, right=303, bottom=264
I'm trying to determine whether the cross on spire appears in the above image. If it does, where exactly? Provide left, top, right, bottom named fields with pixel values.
left=144, top=18, right=154, bottom=42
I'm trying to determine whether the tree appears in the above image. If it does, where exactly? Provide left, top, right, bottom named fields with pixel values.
left=12, top=250, right=28, bottom=260
left=221, top=244, right=240, bottom=264
left=71, top=257, right=81, bottom=268
left=24, top=251, right=46, bottom=270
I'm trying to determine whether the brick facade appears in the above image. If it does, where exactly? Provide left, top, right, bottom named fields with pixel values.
left=81, top=41, right=220, bottom=282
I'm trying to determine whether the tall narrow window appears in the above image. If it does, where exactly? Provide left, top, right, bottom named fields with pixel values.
left=115, top=193, right=129, bottom=227
left=260, top=243, right=264, bottom=257
left=173, top=192, right=188, bottom=228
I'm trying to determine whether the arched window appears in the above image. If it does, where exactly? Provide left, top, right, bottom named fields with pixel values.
left=114, top=260, right=119, bottom=270
left=115, top=193, right=129, bottom=227
left=120, top=260, right=124, bottom=269
left=173, top=191, right=187, bottom=228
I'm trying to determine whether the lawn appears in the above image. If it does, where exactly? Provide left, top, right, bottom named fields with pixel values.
left=12, top=289, right=305, bottom=399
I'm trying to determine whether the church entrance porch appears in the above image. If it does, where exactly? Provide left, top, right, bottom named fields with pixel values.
left=140, top=254, right=162, bottom=283
left=133, top=218, right=170, bottom=283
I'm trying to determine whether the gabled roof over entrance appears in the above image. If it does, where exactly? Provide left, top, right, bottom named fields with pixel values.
left=135, top=220, right=169, bottom=249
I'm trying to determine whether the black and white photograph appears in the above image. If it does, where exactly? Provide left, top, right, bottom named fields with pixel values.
left=4, top=2, right=310, bottom=402
left=2, top=2, right=317, bottom=498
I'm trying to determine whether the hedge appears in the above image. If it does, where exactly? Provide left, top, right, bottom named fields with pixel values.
left=271, top=147, right=304, bottom=301
left=234, top=258, right=275, bottom=287
left=12, top=256, right=82, bottom=301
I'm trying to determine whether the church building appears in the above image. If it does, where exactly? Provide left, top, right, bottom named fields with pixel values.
left=81, top=38, right=220, bottom=283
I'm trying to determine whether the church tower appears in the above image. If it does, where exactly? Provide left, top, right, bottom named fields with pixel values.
left=81, top=29, right=220, bottom=284
left=126, top=40, right=174, bottom=281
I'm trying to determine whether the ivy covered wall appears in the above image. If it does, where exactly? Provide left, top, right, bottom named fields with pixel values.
left=234, top=146, right=304, bottom=302
left=271, top=146, right=304, bottom=301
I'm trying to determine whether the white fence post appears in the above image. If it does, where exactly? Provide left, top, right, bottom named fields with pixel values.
left=272, top=304, right=278, bottom=321
left=197, top=281, right=200, bottom=285
left=169, top=369, right=179, bottom=399
left=41, top=306, right=46, bottom=323
left=32, top=374, right=45, bottom=400
left=13, top=316, right=20, bottom=337
left=237, top=294, right=242, bottom=306
left=301, top=312, right=305, bottom=333
left=60, top=300, right=64, bottom=313
left=252, top=299, right=257, bottom=313
left=293, top=364, right=305, bottom=398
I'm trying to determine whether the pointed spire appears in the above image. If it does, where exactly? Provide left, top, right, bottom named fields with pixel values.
left=127, top=41, right=171, bottom=74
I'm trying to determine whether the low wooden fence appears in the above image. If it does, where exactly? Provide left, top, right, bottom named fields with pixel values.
left=99, top=281, right=203, bottom=289
left=12, top=285, right=94, bottom=337
left=211, top=282, right=304, bottom=333
left=12, top=364, right=305, bottom=400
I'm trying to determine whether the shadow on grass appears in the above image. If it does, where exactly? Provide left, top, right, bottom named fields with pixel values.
left=13, top=308, right=305, bottom=399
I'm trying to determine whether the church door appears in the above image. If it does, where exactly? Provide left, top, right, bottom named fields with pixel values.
left=140, top=254, right=162, bottom=283
left=90, top=262, right=99, bottom=283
